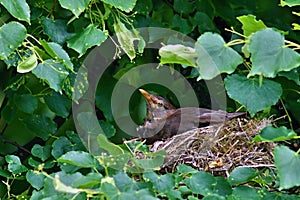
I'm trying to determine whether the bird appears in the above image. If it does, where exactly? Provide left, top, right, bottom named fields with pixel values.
left=137, top=89, right=245, bottom=143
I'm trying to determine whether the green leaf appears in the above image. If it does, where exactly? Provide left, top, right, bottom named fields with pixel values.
left=40, top=41, right=73, bottom=71
left=44, top=92, right=71, bottom=118
left=0, top=22, right=27, bottom=60
left=253, top=126, right=298, bottom=142
left=159, top=44, right=197, bottom=66
left=5, top=155, right=27, bottom=174
left=72, top=172, right=103, bottom=188
left=97, top=134, right=124, bottom=156
left=143, top=172, right=175, bottom=193
left=274, top=146, right=300, bottom=189
left=17, top=52, right=38, bottom=73
left=57, top=151, right=96, bottom=168
left=172, top=14, right=193, bottom=34
left=195, top=32, right=243, bottom=80
left=113, top=20, right=138, bottom=60
left=31, top=144, right=51, bottom=161
left=113, top=172, right=136, bottom=192
left=67, top=24, right=107, bottom=56
left=0, top=0, right=30, bottom=24
left=14, top=94, right=38, bottom=114
left=32, top=59, right=69, bottom=92
left=237, top=14, right=267, bottom=37
left=174, top=0, right=195, bottom=14
left=51, top=137, right=73, bottom=159
left=41, top=17, right=73, bottom=45
left=248, top=28, right=300, bottom=78
left=224, top=74, right=282, bottom=116
left=184, top=171, right=216, bottom=196
left=280, top=0, right=300, bottom=7
left=230, top=186, right=260, bottom=200
left=228, top=167, right=258, bottom=185
left=77, top=112, right=102, bottom=135
left=58, top=0, right=91, bottom=17
left=23, top=114, right=57, bottom=140
left=101, top=0, right=137, bottom=12
left=99, top=120, right=116, bottom=138
left=132, top=155, right=164, bottom=171
left=26, top=170, right=45, bottom=190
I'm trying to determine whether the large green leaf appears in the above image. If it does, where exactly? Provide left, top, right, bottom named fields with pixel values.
left=237, top=14, right=267, bottom=36
left=248, top=28, right=300, bottom=78
left=184, top=171, right=216, bottom=196
left=0, top=22, right=27, bottom=60
left=26, top=170, right=45, bottom=190
left=224, top=74, right=282, bottom=116
left=40, top=41, right=73, bottom=71
left=58, top=0, right=91, bottom=17
left=0, top=0, right=30, bottom=24
left=57, top=151, right=97, bottom=168
left=41, top=17, right=73, bottom=45
left=67, top=24, right=107, bottom=56
left=44, top=92, right=71, bottom=118
left=23, top=114, right=57, bottom=140
left=274, top=146, right=300, bottom=189
left=159, top=44, right=197, bottom=66
left=101, top=0, right=137, bottom=12
left=13, top=93, right=38, bottom=114
left=32, top=59, right=69, bottom=92
left=143, top=172, right=175, bottom=193
left=253, top=126, right=298, bottom=142
left=228, top=167, right=258, bottom=185
left=195, top=32, right=243, bottom=80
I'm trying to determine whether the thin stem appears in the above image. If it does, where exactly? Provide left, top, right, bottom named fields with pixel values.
left=225, top=27, right=247, bottom=38
left=280, top=99, right=293, bottom=129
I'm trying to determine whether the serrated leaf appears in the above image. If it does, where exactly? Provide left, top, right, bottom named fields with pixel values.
left=51, top=137, right=73, bottom=159
left=26, top=170, right=45, bottom=190
left=58, top=0, right=91, bottom=17
left=248, top=28, right=300, bottom=78
left=67, top=24, right=107, bottom=56
left=224, top=74, right=282, bottom=116
left=253, top=126, right=298, bottom=142
left=17, top=52, right=38, bottom=73
left=0, top=0, right=30, bottom=24
left=174, top=0, right=195, bottom=14
left=32, top=59, right=69, bottom=92
left=13, top=94, right=38, bottom=114
left=159, top=44, right=197, bottom=66
left=0, top=22, right=27, bottom=60
left=274, top=146, right=300, bottom=189
left=195, top=32, right=243, bottom=80
left=101, top=0, right=137, bottom=12
left=23, top=114, right=57, bottom=140
left=237, top=14, right=267, bottom=37
left=31, top=144, right=51, bottom=161
left=57, top=151, right=96, bottom=168
left=5, top=155, right=27, bottom=174
left=230, top=186, right=260, bottom=200
left=41, top=17, right=73, bottom=44
left=228, top=167, right=258, bottom=185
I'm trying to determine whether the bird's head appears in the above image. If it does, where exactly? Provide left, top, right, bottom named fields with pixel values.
left=139, top=89, right=176, bottom=121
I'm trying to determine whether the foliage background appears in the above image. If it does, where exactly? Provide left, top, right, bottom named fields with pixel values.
left=0, top=0, right=300, bottom=199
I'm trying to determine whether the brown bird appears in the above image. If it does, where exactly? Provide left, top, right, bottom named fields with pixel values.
left=137, top=89, right=244, bottom=143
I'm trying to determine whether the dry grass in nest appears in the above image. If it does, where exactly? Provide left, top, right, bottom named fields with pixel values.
left=150, top=118, right=276, bottom=176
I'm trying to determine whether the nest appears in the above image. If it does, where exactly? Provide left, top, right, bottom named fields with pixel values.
left=150, top=118, right=276, bottom=176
